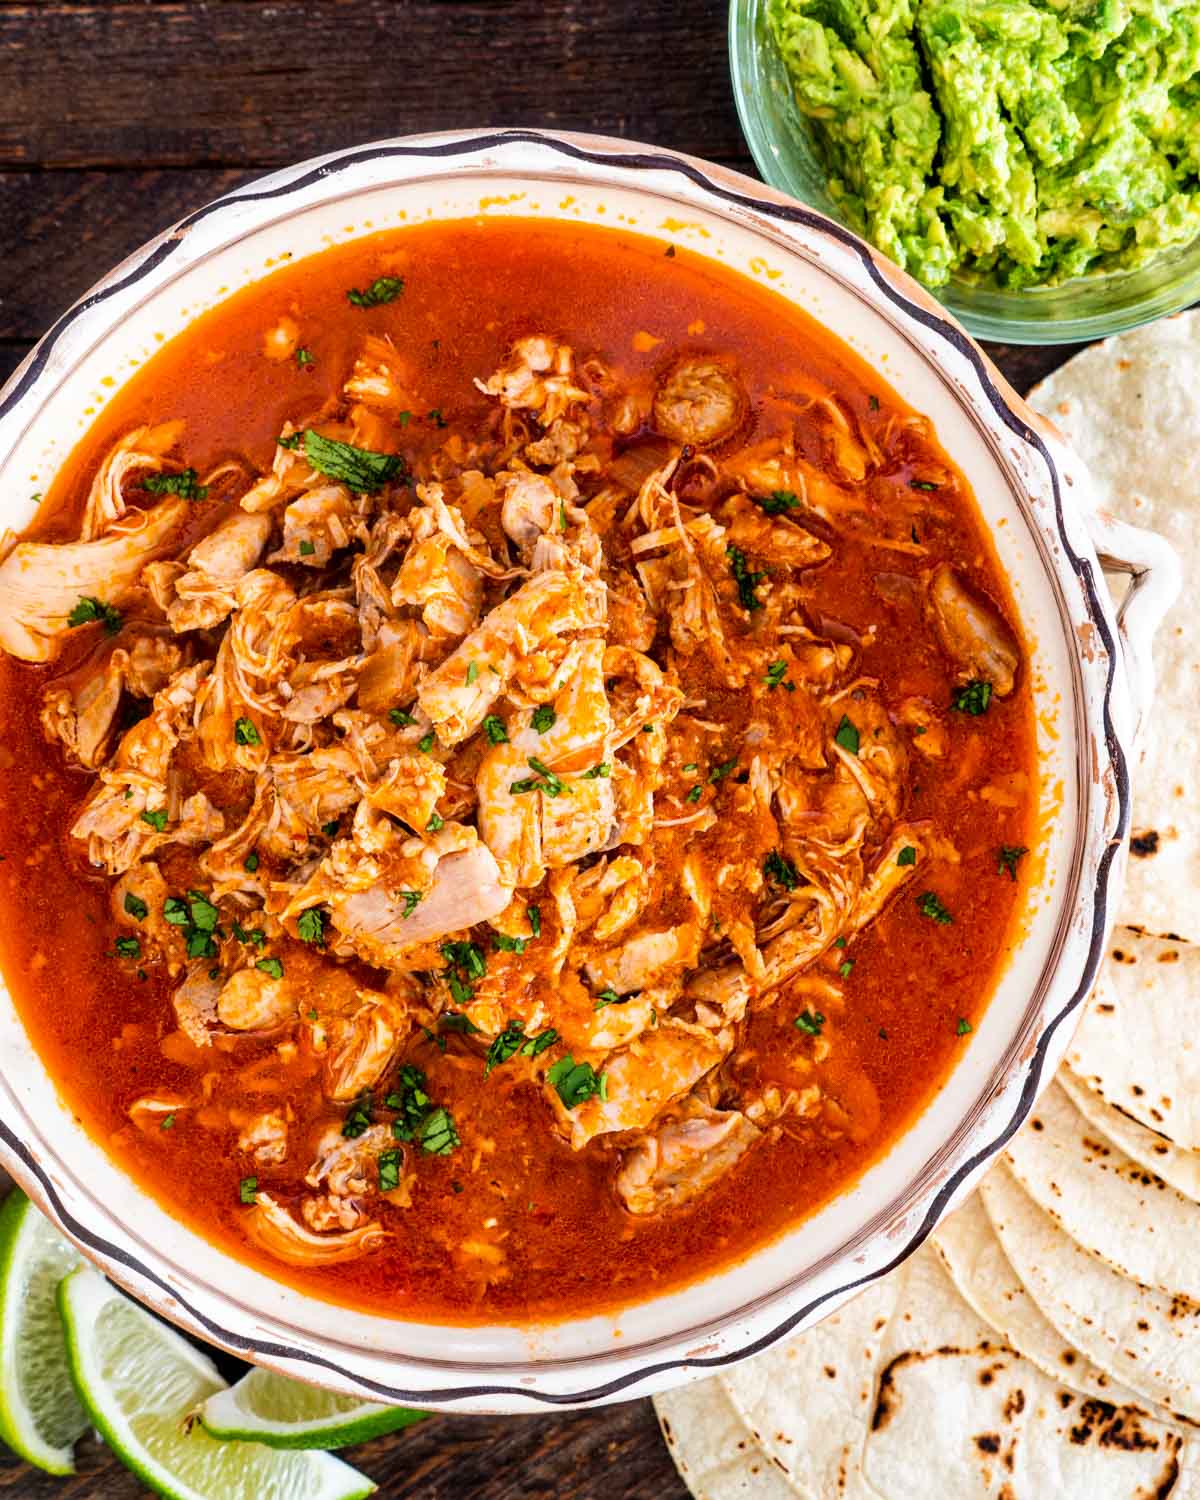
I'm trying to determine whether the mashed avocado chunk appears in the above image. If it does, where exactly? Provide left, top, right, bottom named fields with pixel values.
left=767, top=0, right=1200, bottom=287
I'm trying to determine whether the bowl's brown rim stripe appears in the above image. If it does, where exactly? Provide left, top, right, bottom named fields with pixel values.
left=0, top=129, right=1128, bottom=1406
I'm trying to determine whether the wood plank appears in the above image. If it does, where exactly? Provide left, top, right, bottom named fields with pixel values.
left=0, top=1400, right=687, bottom=1499
left=0, top=169, right=255, bottom=339
left=0, top=0, right=748, bottom=171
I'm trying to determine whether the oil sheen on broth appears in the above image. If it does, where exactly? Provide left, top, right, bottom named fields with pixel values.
left=0, top=219, right=1035, bottom=1321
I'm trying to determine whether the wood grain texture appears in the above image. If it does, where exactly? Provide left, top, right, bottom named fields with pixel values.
left=0, top=1, right=747, bottom=171
left=0, top=1, right=1079, bottom=1496
left=0, top=1404, right=688, bottom=1500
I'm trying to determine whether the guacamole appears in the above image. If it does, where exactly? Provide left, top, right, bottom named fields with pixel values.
left=767, top=0, right=1200, bottom=287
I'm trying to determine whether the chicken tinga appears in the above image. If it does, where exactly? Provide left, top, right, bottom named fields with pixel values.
left=0, top=221, right=1035, bottom=1320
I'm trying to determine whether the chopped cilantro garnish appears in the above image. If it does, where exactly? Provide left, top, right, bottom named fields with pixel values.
left=754, top=490, right=799, bottom=515
left=302, top=430, right=406, bottom=494
left=387, top=1066, right=431, bottom=1139
left=531, top=705, right=556, bottom=734
left=441, top=940, right=486, bottom=1004
left=346, top=275, right=405, bottom=308
left=123, top=892, right=148, bottom=921
left=546, top=1055, right=605, bottom=1109
left=298, top=539, right=316, bottom=557
left=139, top=808, right=168, bottom=832
left=399, top=890, right=422, bottom=919
left=466, top=660, right=479, bottom=685
left=388, top=708, right=417, bottom=727
left=425, top=812, right=444, bottom=833
left=491, top=931, right=528, bottom=955
left=727, top=543, right=765, bottom=612
left=708, top=758, right=738, bottom=783
left=764, top=850, right=799, bottom=890
left=897, top=846, right=918, bottom=867
left=417, top=731, right=435, bottom=754
left=765, top=661, right=790, bottom=689
left=794, top=1009, right=825, bottom=1036
left=342, top=1091, right=373, bottom=1139
left=256, top=956, right=284, bottom=979
left=686, top=784, right=703, bottom=803
left=440, top=1011, right=481, bottom=1035
left=956, top=1017, right=973, bottom=1035
left=510, top=756, right=565, bottom=797
left=839, top=959, right=854, bottom=978
left=143, top=468, right=208, bottom=501
left=239, top=1177, right=258, bottom=1205
left=484, top=1019, right=527, bottom=1076
left=297, top=907, right=326, bottom=945
left=114, top=935, right=140, bottom=959
left=67, top=596, right=122, bottom=634
left=234, top=716, right=260, bottom=747
left=998, top=845, right=1028, bottom=881
left=527, top=905, right=541, bottom=938
left=295, top=347, right=314, bottom=367
left=910, top=479, right=940, bottom=491
left=951, top=680, right=993, bottom=715
left=834, top=715, right=860, bottom=755
left=187, top=891, right=218, bottom=931
left=277, top=432, right=303, bottom=450
left=322, top=819, right=340, bottom=837
left=593, top=988, right=622, bottom=1010
left=581, top=762, right=611, bottom=779
left=521, top=1028, right=557, bottom=1059
left=161, top=1114, right=175, bottom=1130
left=419, top=1106, right=460, bottom=1155
left=916, top=890, right=953, bottom=924
left=427, top=408, right=448, bottom=429
left=378, top=1149, right=403, bottom=1193
left=483, top=715, right=509, bottom=745
left=243, top=852, right=260, bottom=873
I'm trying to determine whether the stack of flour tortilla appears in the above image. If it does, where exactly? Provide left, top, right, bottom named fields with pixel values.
left=655, top=316, right=1200, bottom=1498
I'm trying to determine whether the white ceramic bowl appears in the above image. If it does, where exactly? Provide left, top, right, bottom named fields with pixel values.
left=0, top=130, right=1179, bottom=1412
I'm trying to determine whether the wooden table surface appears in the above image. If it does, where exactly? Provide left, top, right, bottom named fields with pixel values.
left=1, top=2, right=1078, bottom=1496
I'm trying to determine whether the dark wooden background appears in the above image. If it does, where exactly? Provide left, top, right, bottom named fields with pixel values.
left=1, top=2, right=1074, bottom=1495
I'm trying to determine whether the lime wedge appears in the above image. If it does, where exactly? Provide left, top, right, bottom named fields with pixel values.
left=201, top=1367, right=425, bottom=1450
left=0, top=1188, right=88, bottom=1473
left=57, top=1266, right=375, bottom=1500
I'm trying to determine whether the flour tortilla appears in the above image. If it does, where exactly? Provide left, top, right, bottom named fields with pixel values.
left=1058, top=1064, right=1200, bottom=1203
left=1031, top=315, right=1199, bottom=941
left=1005, top=1078, right=1200, bottom=1302
left=981, top=1161, right=1200, bottom=1424
left=932, top=1193, right=1162, bottom=1415
left=717, top=1274, right=901, bottom=1499
left=658, top=1242, right=1195, bottom=1499
left=655, top=1377, right=798, bottom=1500
left=862, top=1248, right=1187, bottom=1500
left=1066, top=932, right=1200, bottom=1148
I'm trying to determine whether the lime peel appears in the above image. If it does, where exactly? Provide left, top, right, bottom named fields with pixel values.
left=201, top=1366, right=425, bottom=1450
left=57, top=1266, right=376, bottom=1499
left=0, top=1188, right=88, bottom=1473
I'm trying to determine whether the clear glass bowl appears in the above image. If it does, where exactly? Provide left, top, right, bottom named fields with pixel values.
left=729, top=0, right=1200, bottom=345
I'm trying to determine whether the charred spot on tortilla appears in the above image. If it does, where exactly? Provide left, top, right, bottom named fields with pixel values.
left=1130, top=830, right=1160, bottom=857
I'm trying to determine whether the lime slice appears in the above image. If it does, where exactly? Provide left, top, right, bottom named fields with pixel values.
left=201, top=1367, right=425, bottom=1450
left=57, top=1266, right=375, bottom=1500
left=0, top=1188, right=88, bottom=1473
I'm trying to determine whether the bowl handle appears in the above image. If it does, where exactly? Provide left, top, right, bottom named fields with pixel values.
left=1082, top=509, right=1181, bottom=743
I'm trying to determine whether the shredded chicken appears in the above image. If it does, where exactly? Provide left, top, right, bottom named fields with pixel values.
left=4, top=324, right=1024, bottom=1271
